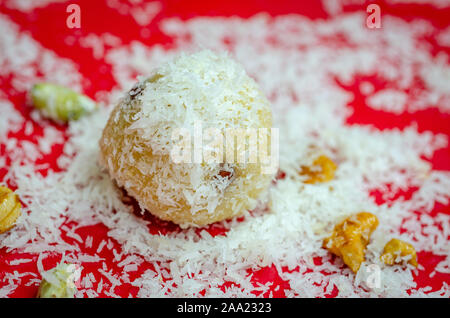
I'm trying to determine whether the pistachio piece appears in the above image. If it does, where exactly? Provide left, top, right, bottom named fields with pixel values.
left=31, top=83, right=97, bottom=122
left=37, top=263, right=80, bottom=298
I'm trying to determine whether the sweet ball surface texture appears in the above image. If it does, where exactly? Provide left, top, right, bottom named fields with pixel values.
left=99, top=51, right=273, bottom=227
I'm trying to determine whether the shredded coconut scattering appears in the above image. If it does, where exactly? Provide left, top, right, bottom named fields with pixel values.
left=0, top=4, right=450, bottom=298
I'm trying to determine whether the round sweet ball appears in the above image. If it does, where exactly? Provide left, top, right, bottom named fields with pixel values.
left=99, top=50, right=274, bottom=227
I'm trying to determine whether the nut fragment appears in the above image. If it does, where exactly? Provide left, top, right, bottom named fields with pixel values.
left=300, top=155, right=337, bottom=184
left=381, top=238, right=418, bottom=267
left=31, top=83, right=97, bottom=122
left=323, top=212, right=379, bottom=273
left=0, top=186, right=21, bottom=234
left=37, top=263, right=79, bottom=298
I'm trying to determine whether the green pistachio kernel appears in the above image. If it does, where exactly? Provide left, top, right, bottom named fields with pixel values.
left=37, top=263, right=80, bottom=298
left=31, top=83, right=97, bottom=122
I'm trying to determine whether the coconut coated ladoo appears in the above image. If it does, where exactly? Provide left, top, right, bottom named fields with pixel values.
left=99, top=51, right=273, bottom=227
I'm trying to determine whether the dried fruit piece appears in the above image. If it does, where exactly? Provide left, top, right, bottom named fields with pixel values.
left=31, top=83, right=97, bottom=122
left=0, top=186, right=21, bottom=234
left=128, top=74, right=162, bottom=101
left=37, top=263, right=80, bottom=298
left=212, top=165, right=235, bottom=193
left=323, top=212, right=379, bottom=273
left=300, top=155, right=337, bottom=184
left=218, top=170, right=233, bottom=179
left=381, top=238, right=418, bottom=267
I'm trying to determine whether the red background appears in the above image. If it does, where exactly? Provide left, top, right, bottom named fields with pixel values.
left=0, top=0, right=449, bottom=297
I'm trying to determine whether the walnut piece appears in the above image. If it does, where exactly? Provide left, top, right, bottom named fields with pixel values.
left=0, top=186, right=21, bottom=234
left=381, top=238, right=418, bottom=267
left=323, top=212, right=379, bottom=273
left=300, top=155, right=337, bottom=184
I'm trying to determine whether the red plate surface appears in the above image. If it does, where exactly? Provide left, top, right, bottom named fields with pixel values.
left=0, top=0, right=449, bottom=298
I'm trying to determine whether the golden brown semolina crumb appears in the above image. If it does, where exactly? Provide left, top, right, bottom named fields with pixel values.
left=381, top=238, right=418, bottom=267
left=300, top=155, right=337, bottom=184
left=323, top=212, right=379, bottom=273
